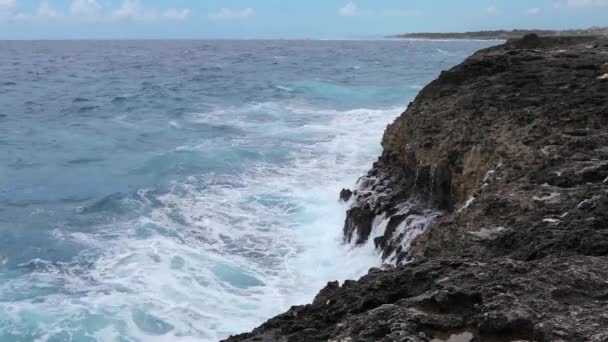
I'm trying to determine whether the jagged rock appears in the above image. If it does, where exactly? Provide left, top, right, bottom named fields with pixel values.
left=339, top=188, right=353, bottom=202
left=225, top=257, right=608, bottom=342
left=344, top=206, right=375, bottom=245
left=224, top=36, right=608, bottom=342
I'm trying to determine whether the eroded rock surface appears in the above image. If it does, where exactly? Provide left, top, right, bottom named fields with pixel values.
left=223, top=35, right=608, bottom=342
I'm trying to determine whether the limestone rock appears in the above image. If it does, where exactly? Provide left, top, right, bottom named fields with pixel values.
left=223, top=35, right=608, bottom=342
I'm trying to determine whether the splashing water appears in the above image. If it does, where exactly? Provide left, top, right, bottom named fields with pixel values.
left=0, top=39, right=497, bottom=341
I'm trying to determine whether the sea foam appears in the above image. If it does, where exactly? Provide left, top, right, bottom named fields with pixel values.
left=2, top=104, right=401, bottom=341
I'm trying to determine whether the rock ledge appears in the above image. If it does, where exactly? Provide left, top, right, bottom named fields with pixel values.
left=223, top=35, right=608, bottom=342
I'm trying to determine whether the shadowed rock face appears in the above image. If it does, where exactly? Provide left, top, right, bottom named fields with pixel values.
left=225, top=257, right=608, bottom=342
left=223, top=35, right=608, bottom=342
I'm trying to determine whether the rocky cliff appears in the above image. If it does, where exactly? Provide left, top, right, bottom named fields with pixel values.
left=223, top=35, right=608, bottom=342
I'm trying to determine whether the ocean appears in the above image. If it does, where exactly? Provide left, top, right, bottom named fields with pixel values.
left=0, top=39, right=494, bottom=341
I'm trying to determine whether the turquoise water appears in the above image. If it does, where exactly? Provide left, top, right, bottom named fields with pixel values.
left=0, top=39, right=495, bottom=341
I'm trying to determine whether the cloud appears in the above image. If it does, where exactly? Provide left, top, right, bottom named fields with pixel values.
left=525, top=7, right=541, bottom=15
left=163, top=8, right=191, bottom=21
left=0, top=0, right=15, bottom=11
left=339, top=3, right=421, bottom=18
left=70, top=0, right=101, bottom=18
left=0, top=0, right=16, bottom=17
left=1, top=0, right=59, bottom=20
left=382, top=9, right=423, bottom=17
left=209, top=8, right=255, bottom=20
left=1, top=0, right=190, bottom=22
left=112, top=0, right=156, bottom=20
left=486, top=6, right=500, bottom=14
left=555, top=0, right=608, bottom=7
left=37, top=1, right=58, bottom=18
left=110, top=0, right=191, bottom=21
left=338, top=2, right=358, bottom=16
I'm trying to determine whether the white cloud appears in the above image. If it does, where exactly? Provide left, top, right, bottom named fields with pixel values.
left=1, top=0, right=59, bottom=20
left=112, top=0, right=157, bottom=20
left=569, top=0, right=608, bottom=6
left=486, top=6, right=500, bottom=14
left=382, top=9, right=423, bottom=17
left=338, top=2, right=358, bottom=16
left=70, top=0, right=101, bottom=18
left=37, top=1, right=58, bottom=18
left=556, top=0, right=608, bottom=7
left=163, top=8, right=191, bottom=21
left=209, top=7, right=255, bottom=20
left=111, top=0, right=191, bottom=21
left=338, top=4, right=421, bottom=18
left=525, top=7, right=541, bottom=15
left=1, top=0, right=189, bottom=22
left=0, top=0, right=16, bottom=17
left=0, top=0, right=15, bottom=10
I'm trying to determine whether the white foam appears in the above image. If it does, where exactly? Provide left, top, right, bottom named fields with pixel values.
left=533, top=192, right=561, bottom=202
left=469, top=226, right=506, bottom=239
left=380, top=205, right=440, bottom=264
left=7, top=103, right=402, bottom=341
left=274, top=85, right=293, bottom=92
left=459, top=196, right=476, bottom=212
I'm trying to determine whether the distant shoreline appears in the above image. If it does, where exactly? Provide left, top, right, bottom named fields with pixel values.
left=388, top=28, right=608, bottom=40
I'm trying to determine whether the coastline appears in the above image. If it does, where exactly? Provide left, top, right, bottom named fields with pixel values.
left=387, top=28, right=608, bottom=41
left=224, top=35, right=608, bottom=342
left=383, top=37, right=507, bottom=43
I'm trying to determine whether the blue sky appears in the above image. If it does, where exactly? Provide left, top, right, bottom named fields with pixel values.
left=0, top=0, right=605, bottom=39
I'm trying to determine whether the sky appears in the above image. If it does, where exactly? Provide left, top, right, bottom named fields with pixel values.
left=0, top=0, right=606, bottom=39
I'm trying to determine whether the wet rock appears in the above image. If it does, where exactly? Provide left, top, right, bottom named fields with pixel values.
left=223, top=36, right=608, bottom=342
left=511, top=33, right=542, bottom=49
left=344, top=206, right=375, bottom=245
left=225, top=257, right=608, bottom=342
left=339, top=188, right=353, bottom=202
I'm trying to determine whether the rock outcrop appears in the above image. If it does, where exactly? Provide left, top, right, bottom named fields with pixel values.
left=223, top=35, right=608, bottom=342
